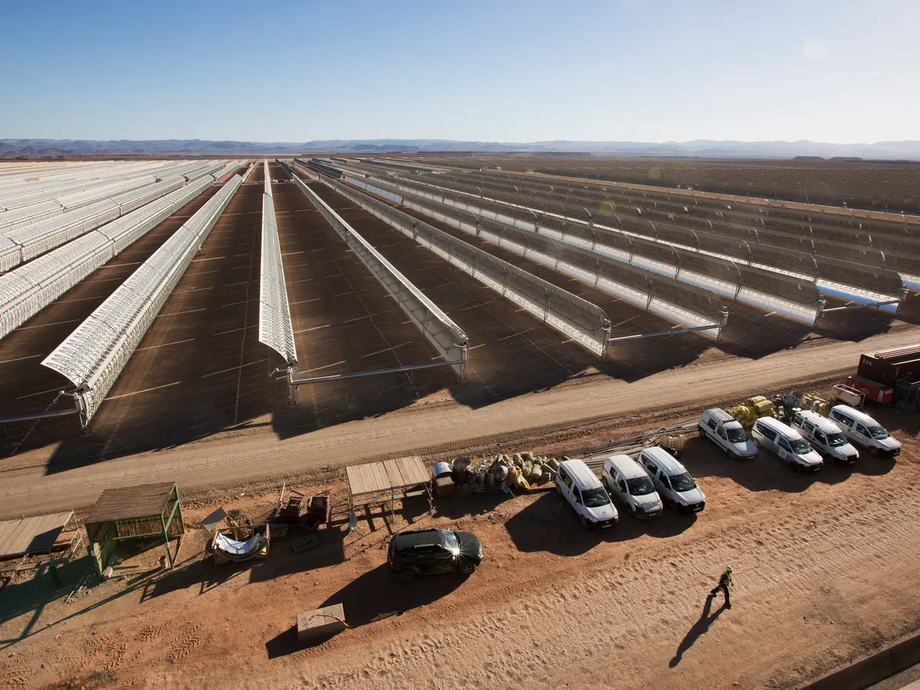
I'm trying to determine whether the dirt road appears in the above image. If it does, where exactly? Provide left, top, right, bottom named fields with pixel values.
left=0, top=325, right=916, bottom=519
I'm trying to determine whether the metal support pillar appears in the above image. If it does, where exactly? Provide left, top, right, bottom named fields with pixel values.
left=287, top=364, right=299, bottom=407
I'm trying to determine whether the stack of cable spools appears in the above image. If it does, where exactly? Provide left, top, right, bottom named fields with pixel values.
left=450, top=452, right=559, bottom=496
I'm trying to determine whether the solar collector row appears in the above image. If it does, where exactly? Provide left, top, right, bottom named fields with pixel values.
left=0, top=160, right=184, bottom=212
left=369, top=168, right=905, bottom=312
left=345, top=174, right=728, bottom=337
left=329, top=162, right=813, bottom=326
left=0, top=162, right=230, bottom=271
left=258, top=160, right=298, bottom=369
left=446, top=167, right=920, bottom=245
left=0, top=161, right=218, bottom=240
left=435, top=170, right=920, bottom=283
left=0, top=163, right=244, bottom=342
left=288, top=163, right=471, bottom=372
left=42, top=171, right=244, bottom=425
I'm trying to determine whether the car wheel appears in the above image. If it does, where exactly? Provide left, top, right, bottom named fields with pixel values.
left=579, top=514, right=589, bottom=528
left=459, top=561, right=476, bottom=576
left=601, top=476, right=609, bottom=490
left=398, top=569, right=416, bottom=583
left=667, top=499, right=678, bottom=512
left=790, top=460, right=800, bottom=473
left=698, top=427, right=706, bottom=438
left=726, top=449, right=737, bottom=461
left=869, top=446, right=879, bottom=457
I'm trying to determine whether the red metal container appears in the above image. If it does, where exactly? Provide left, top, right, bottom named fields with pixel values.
left=857, top=344, right=920, bottom=386
left=846, top=375, right=894, bottom=404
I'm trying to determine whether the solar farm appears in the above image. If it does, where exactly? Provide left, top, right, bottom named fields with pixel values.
left=0, top=156, right=917, bottom=468
left=1, top=154, right=919, bottom=690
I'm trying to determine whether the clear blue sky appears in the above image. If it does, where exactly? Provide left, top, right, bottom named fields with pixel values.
left=1, top=0, right=917, bottom=143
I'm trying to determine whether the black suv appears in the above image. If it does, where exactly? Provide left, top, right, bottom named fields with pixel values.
left=388, top=528, right=483, bottom=582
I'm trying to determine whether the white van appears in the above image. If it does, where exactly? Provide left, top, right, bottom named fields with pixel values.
left=829, top=405, right=901, bottom=458
left=751, top=417, right=823, bottom=472
left=790, top=410, right=858, bottom=464
left=602, top=455, right=663, bottom=519
left=637, top=447, right=705, bottom=513
left=555, top=459, right=619, bottom=530
left=698, top=408, right=759, bottom=460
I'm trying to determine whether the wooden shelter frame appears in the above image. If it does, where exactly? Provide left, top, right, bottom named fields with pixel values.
left=84, top=483, right=185, bottom=575
left=345, top=457, right=432, bottom=531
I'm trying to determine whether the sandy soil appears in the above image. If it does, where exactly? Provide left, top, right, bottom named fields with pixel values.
left=1, top=403, right=918, bottom=689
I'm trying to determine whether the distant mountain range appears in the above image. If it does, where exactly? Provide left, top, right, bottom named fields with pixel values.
left=2, top=138, right=919, bottom=160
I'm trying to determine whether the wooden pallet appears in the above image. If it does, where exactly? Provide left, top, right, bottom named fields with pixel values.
left=290, top=533, right=320, bottom=554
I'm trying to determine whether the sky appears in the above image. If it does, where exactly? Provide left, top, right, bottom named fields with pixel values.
left=0, top=0, right=918, bottom=144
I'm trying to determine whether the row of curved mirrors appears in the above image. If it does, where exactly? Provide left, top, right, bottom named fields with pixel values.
left=0, top=160, right=248, bottom=427
left=0, top=155, right=915, bottom=433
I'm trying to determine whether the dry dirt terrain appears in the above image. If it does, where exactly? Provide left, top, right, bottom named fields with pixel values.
left=1, top=398, right=918, bottom=690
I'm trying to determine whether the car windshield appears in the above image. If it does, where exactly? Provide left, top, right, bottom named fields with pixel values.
left=582, top=487, right=611, bottom=508
left=791, top=439, right=812, bottom=454
left=726, top=428, right=746, bottom=443
left=626, top=476, right=655, bottom=496
left=827, top=433, right=847, bottom=447
left=671, top=472, right=697, bottom=492
left=443, top=532, right=459, bottom=552
left=869, top=426, right=889, bottom=440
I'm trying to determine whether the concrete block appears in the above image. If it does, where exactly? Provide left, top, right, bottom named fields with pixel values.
left=297, top=603, right=346, bottom=642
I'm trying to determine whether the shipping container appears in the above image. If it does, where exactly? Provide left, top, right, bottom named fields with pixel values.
left=857, top=344, right=920, bottom=386
left=846, top=375, right=894, bottom=404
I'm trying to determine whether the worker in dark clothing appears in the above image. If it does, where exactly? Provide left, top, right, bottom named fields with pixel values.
left=708, top=565, right=733, bottom=609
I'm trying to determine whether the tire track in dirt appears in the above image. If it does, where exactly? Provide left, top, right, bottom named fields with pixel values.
left=165, top=623, right=212, bottom=665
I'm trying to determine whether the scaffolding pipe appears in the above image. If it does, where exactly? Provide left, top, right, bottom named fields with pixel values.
left=820, top=299, right=904, bottom=313
left=608, top=309, right=728, bottom=342
left=0, top=408, right=79, bottom=424
left=608, top=324, right=725, bottom=343
left=289, top=358, right=466, bottom=386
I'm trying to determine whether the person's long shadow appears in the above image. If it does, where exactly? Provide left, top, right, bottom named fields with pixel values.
left=669, top=595, right=727, bottom=667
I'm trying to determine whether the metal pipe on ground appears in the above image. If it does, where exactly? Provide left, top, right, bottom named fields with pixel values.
left=0, top=408, right=79, bottom=424
left=289, top=358, right=467, bottom=386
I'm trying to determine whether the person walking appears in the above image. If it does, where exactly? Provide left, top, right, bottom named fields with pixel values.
left=708, top=565, right=733, bottom=609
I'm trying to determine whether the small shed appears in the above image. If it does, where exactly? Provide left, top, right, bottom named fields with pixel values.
left=85, top=482, right=185, bottom=575
left=345, top=456, right=431, bottom=530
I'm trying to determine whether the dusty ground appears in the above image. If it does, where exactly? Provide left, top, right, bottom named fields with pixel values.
left=1, top=401, right=918, bottom=690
